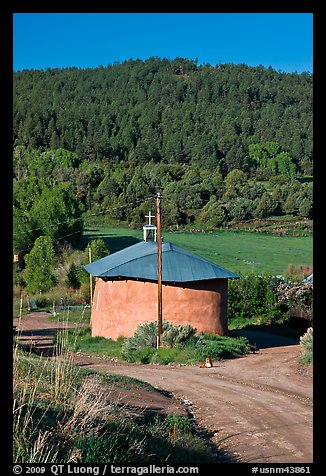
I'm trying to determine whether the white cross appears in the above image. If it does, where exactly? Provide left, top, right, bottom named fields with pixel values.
left=145, top=211, right=155, bottom=225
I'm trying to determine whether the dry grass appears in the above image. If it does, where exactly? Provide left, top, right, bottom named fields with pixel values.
left=13, top=327, right=77, bottom=462
left=13, top=317, right=215, bottom=464
left=13, top=344, right=124, bottom=463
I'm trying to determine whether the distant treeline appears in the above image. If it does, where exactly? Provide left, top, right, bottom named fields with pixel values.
left=14, top=57, right=312, bottom=173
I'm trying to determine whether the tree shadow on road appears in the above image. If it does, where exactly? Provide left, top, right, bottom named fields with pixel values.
left=231, top=322, right=302, bottom=349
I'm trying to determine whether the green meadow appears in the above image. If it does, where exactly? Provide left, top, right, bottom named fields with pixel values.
left=83, top=225, right=312, bottom=276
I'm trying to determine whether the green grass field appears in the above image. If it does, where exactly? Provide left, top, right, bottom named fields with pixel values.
left=83, top=225, right=312, bottom=276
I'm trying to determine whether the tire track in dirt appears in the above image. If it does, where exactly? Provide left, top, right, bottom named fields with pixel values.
left=72, top=346, right=313, bottom=463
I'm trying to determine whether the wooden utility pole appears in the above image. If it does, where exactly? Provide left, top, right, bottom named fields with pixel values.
left=156, top=192, right=163, bottom=348
left=88, top=246, right=93, bottom=306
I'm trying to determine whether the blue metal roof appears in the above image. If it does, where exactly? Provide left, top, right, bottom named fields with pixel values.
left=84, top=241, right=239, bottom=282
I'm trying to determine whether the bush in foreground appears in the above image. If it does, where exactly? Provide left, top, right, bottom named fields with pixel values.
left=121, top=321, right=253, bottom=365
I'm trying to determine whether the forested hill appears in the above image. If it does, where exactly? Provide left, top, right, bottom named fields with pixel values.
left=13, top=58, right=313, bottom=255
left=13, top=57, right=312, bottom=173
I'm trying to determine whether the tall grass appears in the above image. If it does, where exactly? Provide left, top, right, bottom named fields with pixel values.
left=13, top=323, right=216, bottom=463
left=13, top=324, right=79, bottom=462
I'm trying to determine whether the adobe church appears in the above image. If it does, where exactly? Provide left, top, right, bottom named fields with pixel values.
left=84, top=213, right=239, bottom=340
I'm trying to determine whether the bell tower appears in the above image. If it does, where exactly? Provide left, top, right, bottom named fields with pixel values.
left=143, top=211, right=157, bottom=242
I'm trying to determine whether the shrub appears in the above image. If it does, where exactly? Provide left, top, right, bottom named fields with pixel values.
left=190, top=333, right=254, bottom=360
left=121, top=321, right=253, bottom=364
left=228, top=274, right=285, bottom=322
left=121, top=321, right=158, bottom=354
left=276, top=281, right=313, bottom=316
left=65, top=263, right=81, bottom=289
left=121, top=321, right=196, bottom=358
left=299, top=327, right=313, bottom=365
left=13, top=270, right=26, bottom=288
left=128, top=348, right=157, bottom=364
left=163, top=324, right=196, bottom=348
left=85, top=239, right=109, bottom=263
left=164, top=414, right=194, bottom=434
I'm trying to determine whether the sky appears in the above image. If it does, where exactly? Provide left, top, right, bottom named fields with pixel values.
left=13, top=13, right=313, bottom=74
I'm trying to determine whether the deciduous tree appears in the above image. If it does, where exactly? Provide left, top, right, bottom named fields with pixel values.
left=24, top=236, right=57, bottom=293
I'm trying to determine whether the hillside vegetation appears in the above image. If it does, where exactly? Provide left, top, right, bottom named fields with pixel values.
left=13, top=58, right=312, bottom=257
left=14, top=57, right=312, bottom=170
left=13, top=58, right=312, bottom=302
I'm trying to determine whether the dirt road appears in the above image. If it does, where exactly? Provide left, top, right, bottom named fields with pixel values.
left=13, top=313, right=313, bottom=463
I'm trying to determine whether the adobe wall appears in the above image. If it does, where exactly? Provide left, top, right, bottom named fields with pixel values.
left=90, top=278, right=228, bottom=340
